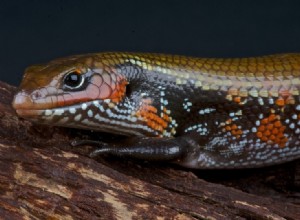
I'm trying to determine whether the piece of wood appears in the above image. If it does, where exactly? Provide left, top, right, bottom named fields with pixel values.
left=0, top=81, right=299, bottom=219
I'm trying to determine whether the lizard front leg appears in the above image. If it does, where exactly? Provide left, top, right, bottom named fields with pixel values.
left=72, top=136, right=192, bottom=162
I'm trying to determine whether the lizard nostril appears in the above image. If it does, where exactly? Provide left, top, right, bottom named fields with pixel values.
left=31, top=91, right=42, bottom=99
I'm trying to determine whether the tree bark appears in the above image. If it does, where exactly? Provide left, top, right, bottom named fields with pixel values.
left=0, top=81, right=299, bottom=220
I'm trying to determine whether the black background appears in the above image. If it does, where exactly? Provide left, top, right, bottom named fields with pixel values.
left=1, top=0, right=300, bottom=86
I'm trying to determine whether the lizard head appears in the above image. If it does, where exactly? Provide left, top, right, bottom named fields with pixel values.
left=12, top=53, right=174, bottom=137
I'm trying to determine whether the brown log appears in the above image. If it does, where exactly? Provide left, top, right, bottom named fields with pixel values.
left=0, top=80, right=299, bottom=219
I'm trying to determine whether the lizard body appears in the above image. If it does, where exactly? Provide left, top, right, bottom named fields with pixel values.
left=13, top=52, right=300, bottom=168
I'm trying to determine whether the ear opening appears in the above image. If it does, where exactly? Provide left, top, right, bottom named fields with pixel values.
left=125, top=83, right=132, bottom=97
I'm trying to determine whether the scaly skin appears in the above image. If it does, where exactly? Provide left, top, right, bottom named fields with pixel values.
left=12, top=52, right=300, bottom=168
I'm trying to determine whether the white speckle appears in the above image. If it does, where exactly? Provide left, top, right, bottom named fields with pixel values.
left=295, top=128, right=300, bottom=134
left=130, top=117, right=137, bottom=122
left=235, top=110, right=242, bottom=116
left=285, top=119, right=290, bottom=124
left=206, top=108, right=215, bottom=113
left=255, top=120, right=260, bottom=126
left=93, top=100, right=99, bottom=105
left=69, top=108, right=76, bottom=114
left=229, top=112, right=235, bottom=117
left=258, top=97, right=264, bottom=105
left=259, top=113, right=263, bottom=119
left=54, top=109, right=64, bottom=116
left=289, top=123, right=295, bottom=129
left=199, top=108, right=215, bottom=115
left=187, top=102, right=192, bottom=106
left=108, top=102, right=115, bottom=108
left=45, top=109, right=52, bottom=116
left=292, top=114, right=297, bottom=120
left=252, top=127, right=257, bottom=132
left=268, top=98, right=274, bottom=105
left=88, top=110, right=93, bottom=117
left=232, top=117, right=239, bottom=121
left=82, top=103, right=87, bottom=110
left=74, top=114, right=82, bottom=121
left=297, top=105, right=300, bottom=111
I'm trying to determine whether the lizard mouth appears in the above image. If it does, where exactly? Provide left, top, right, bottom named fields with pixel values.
left=12, top=90, right=160, bottom=137
left=12, top=91, right=46, bottom=118
left=15, top=109, right=44, bottom=118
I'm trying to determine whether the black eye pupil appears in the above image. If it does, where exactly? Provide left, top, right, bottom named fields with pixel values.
left=64, top=72, right=83, bottom=88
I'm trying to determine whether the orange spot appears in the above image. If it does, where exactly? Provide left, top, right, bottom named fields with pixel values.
left=256, top=131, right=262, bottom=138
left=221, top=120, right=243, bottom=138
left=225, top=119, right=232, bottom=124
left=275, top=98, right=285, bottom=107
left=261, top=136, right=268, bottom=142
left=261, top=118, right=269, bottom=125
left=272, top=128, right=278, bottom=135
left=146, top=105, right=158, bottom=113
left=162, top=107, right=171, bottom=121
left=274, top=121, right=282, bottom=128
left=263, top=130, right=271, bottom=136
left=231, top=124, right=237, bottom=130
left=258, top=125, right=265, bottom=132
left=233, top=96, right=241, bottom=103
left=227, top=123, right=243, bottom=138
left=268, top=114, right=276, bottom=122
left=256, top=114, right=288, bottom=147
left=162, top=114, right=170, bottom=121
left=110, top=78, right=128, bottom=102
left=236, top=130, right=243, bottom=135
left=135, top=99, right=172, bottom=134
left=267, top=124, right=273, bottom=130
left=279, top=126, right=286, bottom=132
left=269, top=135, right=276, bottom=141
left=277, top=133, right=284, bottom=138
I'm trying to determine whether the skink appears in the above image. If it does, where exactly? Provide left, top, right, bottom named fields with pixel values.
left=12, top=52, right=300, bottom=168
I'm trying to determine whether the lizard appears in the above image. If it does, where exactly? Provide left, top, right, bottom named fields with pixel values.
left=12, top=52, right=300, bottom=168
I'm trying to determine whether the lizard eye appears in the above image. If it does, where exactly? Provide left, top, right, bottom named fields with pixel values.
left=63, top=71, right=85, bottom=89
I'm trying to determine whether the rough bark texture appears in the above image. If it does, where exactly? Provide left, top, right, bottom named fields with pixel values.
left=0, top=81, right=299, bottom=220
